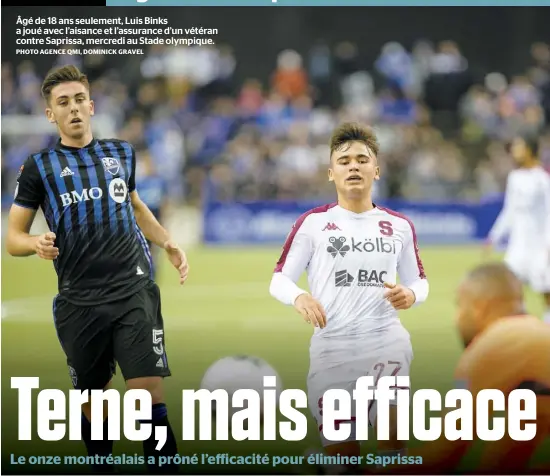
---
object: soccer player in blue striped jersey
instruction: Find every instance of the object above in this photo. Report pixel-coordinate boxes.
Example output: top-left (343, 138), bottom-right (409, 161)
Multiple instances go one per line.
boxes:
top-left (6, 65), bottom-right (188, 474)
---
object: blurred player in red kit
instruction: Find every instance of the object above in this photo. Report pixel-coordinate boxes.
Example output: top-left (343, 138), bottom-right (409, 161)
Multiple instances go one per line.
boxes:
top-left (269, 122), bottom-right (429, 472)
top-left (374, 262), bottom-right (550, 475)
top-left (486, 136), bottom-right (550, 323)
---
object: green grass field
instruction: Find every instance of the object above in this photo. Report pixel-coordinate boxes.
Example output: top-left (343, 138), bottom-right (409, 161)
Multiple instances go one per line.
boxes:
top-left (1, 245), bottom-right (548, 474)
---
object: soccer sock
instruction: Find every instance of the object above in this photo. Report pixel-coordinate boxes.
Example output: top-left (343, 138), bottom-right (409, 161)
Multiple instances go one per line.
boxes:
top-left (543, 307), bottom-right (550, 324)
top-left (143, 403), bottom-right (179, 474)
top-left (81, 413), bottom-right (115, 473)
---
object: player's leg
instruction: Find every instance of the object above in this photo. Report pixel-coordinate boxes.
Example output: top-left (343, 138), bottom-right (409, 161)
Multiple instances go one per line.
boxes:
top-left (53, 296), bottom-right (116, 473)
top-left (307, 372), bottom-right (361, 475)
top-left (112, 281), bottom-right (178, 474)
top-left (368, 344), bottom-right (413, 461)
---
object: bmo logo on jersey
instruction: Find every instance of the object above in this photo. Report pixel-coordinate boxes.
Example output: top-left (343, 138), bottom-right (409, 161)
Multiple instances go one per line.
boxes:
top-left (327, 236), bottom-right (396, 257)
top-left (60, 188), bottom-right (103, 206)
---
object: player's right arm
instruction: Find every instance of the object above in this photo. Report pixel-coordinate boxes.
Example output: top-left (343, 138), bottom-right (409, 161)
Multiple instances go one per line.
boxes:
top-left (269, 216), bottom-right (326, 328)
top-left (6, 157), bottom-right (58, 260)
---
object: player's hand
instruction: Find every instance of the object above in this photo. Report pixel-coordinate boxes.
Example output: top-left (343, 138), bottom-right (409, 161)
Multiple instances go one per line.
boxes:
top-left (294, 293), bottom-right (327, 328)
top-left (163, 240), bottom-right (189, 285)
top-left (383, 282), bottom-right (416, 310)
top-left (34, 232), bottom-right (59, 260)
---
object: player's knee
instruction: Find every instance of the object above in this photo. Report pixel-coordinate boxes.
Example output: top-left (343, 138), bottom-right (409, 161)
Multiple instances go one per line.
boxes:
top-left (126, 376), bottom-right (164, 404)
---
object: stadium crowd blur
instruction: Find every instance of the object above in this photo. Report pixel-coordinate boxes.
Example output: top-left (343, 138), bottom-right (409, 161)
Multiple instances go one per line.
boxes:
top-left (2, 39), bottom-right (550, 208)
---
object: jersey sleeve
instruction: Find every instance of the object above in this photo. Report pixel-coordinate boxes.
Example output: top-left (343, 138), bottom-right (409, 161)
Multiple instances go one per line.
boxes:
top-left (13, 156), bottom-right (45, 210)
top-left (488, 173), bottom-right (514, 244)
top-left (398, 219), bottom-right (429, 306)
top-left (269, 217), bottom-right (314, 305)
top-left (128, 144), bottom-right (137, 193)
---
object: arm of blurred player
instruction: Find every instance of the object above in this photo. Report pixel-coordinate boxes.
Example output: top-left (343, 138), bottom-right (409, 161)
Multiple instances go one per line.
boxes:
top-left (6, 157), bottom-right (58, 259)
top-left (130, 190), bottom-right (170, 247)
top-left (269, 218), bottom-right (326, 328)
top-left (129, 146), bottom-right (188, 284)
top-left (542, 172), bottom-right (550, 257)
top-left (130, 190), bottom-right (189, 284)
top-left (384, 220), bottom-right (429, 310)
top-left (487, 173), bottom-right (514, 252)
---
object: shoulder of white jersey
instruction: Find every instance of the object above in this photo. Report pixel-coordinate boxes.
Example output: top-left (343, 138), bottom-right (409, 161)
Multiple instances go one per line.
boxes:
top-left (289, 202), bottom-right (339, 234)
top-left (375, 205), bottom-right (418, 235)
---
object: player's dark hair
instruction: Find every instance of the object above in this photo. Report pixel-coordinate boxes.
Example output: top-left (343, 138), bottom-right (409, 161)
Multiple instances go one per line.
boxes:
top-left (329, 122), bottom-right (379, 160)
top-left (41, 65), bottom-right (90, 104)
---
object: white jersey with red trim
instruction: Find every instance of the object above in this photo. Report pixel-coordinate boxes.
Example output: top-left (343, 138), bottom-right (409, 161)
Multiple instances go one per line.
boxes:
top-left (270, 203), bottom-right (429, 338)
top-left (488, 166), bottom-right (550, 293)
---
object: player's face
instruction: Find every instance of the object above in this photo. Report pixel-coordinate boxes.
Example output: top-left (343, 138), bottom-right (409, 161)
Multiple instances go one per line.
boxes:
top-left (328, 141), bottom-right (380, 197)
top-left (46, 82), bottom-right (94, 140)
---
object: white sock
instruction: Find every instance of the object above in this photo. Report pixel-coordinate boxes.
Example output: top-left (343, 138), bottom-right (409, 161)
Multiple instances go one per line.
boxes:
top-left (544, 307), bottom-right (550, 324)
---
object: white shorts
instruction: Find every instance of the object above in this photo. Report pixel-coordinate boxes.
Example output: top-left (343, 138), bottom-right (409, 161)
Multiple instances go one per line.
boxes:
top-left (505, 252), bottom-right (550, 293)
top-left (307, 329), bottom-right (413, 447)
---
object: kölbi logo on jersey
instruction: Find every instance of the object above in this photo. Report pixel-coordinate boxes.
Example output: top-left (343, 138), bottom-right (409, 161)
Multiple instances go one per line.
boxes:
top-left (327, 236), bottom-right (396, 256)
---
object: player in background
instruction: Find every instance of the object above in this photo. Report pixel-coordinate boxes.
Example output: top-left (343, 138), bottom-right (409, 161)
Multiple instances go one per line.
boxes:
top-left (376, 262), bottom-right (550, 475)
top-left (5, 65), bottom-right (188, 474)
top-left (486, 136), bottom-right (550, 323)
top-left (134, 148), bottom-right (168, 281)
top-left (269, 123), bottom-right (429, 471)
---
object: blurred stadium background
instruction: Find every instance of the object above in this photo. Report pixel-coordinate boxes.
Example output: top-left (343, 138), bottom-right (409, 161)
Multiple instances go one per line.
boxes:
top-left (2, 6), bottom-right (550, 472)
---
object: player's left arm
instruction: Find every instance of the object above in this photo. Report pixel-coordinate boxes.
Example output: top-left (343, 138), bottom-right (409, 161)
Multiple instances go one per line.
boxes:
top-left (384, 220), bottom-right (429, 310)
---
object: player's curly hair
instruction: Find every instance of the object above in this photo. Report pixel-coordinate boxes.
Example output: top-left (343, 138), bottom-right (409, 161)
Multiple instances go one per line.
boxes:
top-left (41, 65), bottom-right (90, 104)
top-left (329, 122), bottom-right (380, 159)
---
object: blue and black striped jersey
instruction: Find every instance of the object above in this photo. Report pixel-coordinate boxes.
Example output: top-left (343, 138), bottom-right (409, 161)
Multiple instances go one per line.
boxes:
top-left (14, 137), bottom-right (154, 305)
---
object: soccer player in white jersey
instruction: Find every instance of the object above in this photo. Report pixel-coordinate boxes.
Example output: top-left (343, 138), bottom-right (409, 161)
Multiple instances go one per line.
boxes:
top-left (486, 136), bottom-right (550, 323)
top-left (269, 123), bottom-right (429, 469)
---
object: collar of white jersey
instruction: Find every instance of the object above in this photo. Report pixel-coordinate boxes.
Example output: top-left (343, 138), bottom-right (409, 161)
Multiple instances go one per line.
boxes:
top-left (335, 203), bottom-right (381, 218)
